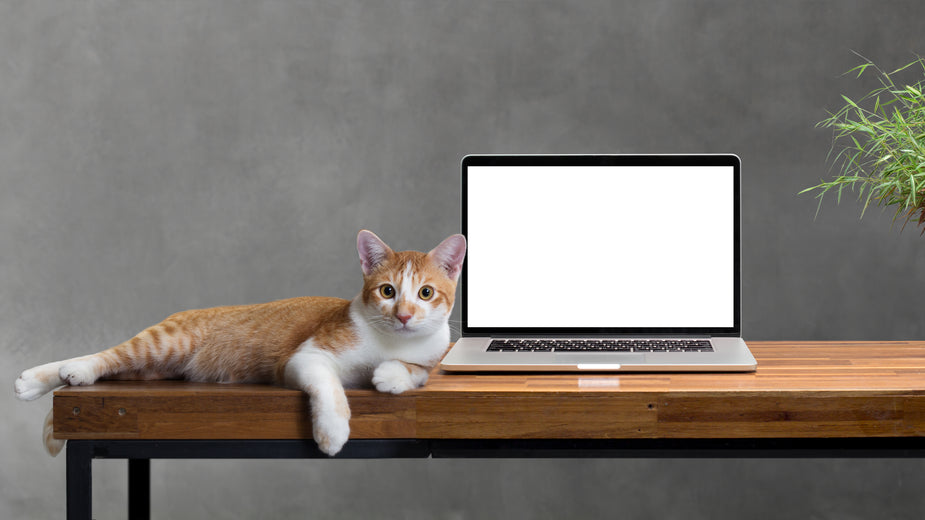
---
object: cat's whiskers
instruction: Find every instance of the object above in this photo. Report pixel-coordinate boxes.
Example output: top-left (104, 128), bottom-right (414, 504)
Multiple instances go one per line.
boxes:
top-left (446, 319), bottom-right (463, 336)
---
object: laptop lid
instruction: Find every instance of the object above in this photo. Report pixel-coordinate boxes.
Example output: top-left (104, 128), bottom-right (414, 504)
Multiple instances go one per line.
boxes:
top-left (461, 154), bottom-right (741, 338)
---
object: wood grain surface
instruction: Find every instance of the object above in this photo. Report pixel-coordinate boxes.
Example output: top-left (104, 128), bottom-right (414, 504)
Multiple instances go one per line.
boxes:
top-left (53, 342), bottom-right (925, 440)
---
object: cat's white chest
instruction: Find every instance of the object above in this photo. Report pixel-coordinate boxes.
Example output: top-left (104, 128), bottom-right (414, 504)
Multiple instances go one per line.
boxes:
top-left (288, 304), bottom-right (449, 389)
top-left (350, 299), bottom-right (449, 358)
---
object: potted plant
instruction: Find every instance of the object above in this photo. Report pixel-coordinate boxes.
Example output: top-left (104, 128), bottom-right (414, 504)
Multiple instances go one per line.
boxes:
top-left (802, 54), bottom-right (925, 231)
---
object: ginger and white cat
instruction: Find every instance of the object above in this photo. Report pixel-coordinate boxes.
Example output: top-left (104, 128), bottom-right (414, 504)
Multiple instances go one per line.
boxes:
top-left (14, 230), bottom-right (466, 457)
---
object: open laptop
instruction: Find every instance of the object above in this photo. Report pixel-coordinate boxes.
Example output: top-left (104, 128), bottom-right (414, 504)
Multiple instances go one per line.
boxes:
top-left (439, 154), bottom-right (757, 372)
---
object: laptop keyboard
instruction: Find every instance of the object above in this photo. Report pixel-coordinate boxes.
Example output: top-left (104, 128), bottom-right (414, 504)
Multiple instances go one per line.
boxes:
top-left (487, 339), bottom-right (713, 353)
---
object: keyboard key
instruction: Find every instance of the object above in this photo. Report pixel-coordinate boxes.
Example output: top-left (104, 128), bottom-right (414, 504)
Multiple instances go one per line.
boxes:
top-left (487, 339), bottom-right (713, 353)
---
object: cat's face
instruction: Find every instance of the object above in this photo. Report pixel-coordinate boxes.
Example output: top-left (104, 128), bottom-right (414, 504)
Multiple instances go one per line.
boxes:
top-left (356, 230), bottom-right (466, 337)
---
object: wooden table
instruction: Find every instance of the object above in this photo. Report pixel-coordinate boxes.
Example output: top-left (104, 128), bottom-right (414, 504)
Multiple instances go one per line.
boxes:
top-left (54, 341), bottom-right (925, 519)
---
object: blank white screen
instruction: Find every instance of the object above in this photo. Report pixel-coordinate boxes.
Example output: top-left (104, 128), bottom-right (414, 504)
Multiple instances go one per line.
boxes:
top-left (466, 165), bottom-right (735, 329)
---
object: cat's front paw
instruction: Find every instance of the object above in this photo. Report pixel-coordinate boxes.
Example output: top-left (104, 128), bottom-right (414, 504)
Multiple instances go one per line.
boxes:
top-left (59, 361), bottom-right (97, 387)
top-left (372, 360), bottom-right (416, 395)
top-left (313, 412), bottom-right (350, 456)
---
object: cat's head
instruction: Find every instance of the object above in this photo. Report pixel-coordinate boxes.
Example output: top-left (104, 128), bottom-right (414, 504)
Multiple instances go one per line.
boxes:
top-left (355, 230), bottom-right (466, 336)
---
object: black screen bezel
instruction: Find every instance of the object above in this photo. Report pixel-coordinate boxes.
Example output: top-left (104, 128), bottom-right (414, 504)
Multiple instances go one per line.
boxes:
top-left (460, 154), bottom-right (742, 337)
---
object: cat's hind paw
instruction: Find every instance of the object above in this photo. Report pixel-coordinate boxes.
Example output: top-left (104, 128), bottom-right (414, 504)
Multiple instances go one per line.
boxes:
top-left (372, 360), bottom-right (416, 395)
top-left (313, 412), bottom-right (350, 456)
top-left (59, 361), bottom-right (97, 387)
top-left (14, 364), bottom-right (65, 401)
top-left (14, 372), bottom-right (51, 401)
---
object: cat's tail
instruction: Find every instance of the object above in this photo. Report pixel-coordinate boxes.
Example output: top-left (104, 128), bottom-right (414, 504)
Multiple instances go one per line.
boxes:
top-left (43, 407), bottom-right (66, 457)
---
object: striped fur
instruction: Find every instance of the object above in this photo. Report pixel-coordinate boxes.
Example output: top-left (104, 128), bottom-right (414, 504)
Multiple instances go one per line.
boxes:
top-left (14, 230), bottom-right (466, 456)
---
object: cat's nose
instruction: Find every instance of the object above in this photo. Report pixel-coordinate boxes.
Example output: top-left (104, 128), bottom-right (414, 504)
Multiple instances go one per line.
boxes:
top-left (396, 313), bottom-right (413, 325)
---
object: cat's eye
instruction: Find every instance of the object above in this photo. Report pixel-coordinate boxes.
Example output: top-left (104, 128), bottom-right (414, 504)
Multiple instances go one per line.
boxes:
top-left (379, 284), bottom-right (395, 299)
top-left (418, 286), bottom-right (434, 300)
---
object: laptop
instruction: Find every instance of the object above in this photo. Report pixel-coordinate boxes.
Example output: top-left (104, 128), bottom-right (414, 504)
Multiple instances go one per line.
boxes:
top-left (439, 154), bottom-right (757, 372)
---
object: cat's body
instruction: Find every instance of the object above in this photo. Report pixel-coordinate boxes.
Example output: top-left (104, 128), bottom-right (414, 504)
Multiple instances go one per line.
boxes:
top-left (14, 230), bottom-right (466, 456)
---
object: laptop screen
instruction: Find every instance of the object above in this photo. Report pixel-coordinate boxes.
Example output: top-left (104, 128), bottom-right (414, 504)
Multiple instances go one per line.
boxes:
top-left (461, 155), bottom-right (740, 336)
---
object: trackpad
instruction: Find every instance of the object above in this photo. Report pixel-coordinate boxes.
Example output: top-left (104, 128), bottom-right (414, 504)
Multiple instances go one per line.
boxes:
top-left (555, 354), bottom-right (645, 366)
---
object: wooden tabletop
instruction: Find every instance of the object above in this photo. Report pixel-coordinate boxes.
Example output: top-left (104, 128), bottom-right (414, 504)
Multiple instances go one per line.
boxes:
top-left (53, 341), bottom-right (925, 441)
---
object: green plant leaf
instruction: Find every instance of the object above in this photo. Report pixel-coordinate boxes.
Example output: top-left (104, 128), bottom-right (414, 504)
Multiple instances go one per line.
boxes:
top-left (804, 54), bottom-right (925, 233)
top-left (841, 95), bottom-right (859, 109)
top-left (848, 62), bottom-right (872, 78)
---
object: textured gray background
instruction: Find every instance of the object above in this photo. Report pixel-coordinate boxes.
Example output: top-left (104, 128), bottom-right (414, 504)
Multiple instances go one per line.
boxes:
top-left (3, 1), bottom-right (925, 518)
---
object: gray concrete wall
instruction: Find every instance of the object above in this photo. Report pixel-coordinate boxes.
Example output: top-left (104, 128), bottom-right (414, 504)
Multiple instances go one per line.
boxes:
top-left (3, 1), bottom-right (925, 518)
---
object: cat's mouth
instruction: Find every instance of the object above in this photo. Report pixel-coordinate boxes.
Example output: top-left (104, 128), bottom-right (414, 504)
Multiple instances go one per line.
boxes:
top-left (393, 322), bottom-right (417, 334)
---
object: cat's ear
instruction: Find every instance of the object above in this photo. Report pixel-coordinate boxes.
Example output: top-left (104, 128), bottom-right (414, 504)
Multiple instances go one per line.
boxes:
top-left (427, 234), bottom-right (467, 282)
top-left (357, 230), bottom-right (394, 275)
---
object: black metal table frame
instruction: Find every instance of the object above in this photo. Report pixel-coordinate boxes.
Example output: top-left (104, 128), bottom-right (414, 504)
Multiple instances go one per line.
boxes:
top-left (66, 437), bottom-right (925, 520)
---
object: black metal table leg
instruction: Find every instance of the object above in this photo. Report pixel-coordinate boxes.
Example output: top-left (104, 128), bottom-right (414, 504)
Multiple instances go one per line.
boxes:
top-left (66, 440), bottom-right (93, 520)
top-left (128, 459), bottom-right (150, 520)
top-left (64, 439), bottom-right (430, 518)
